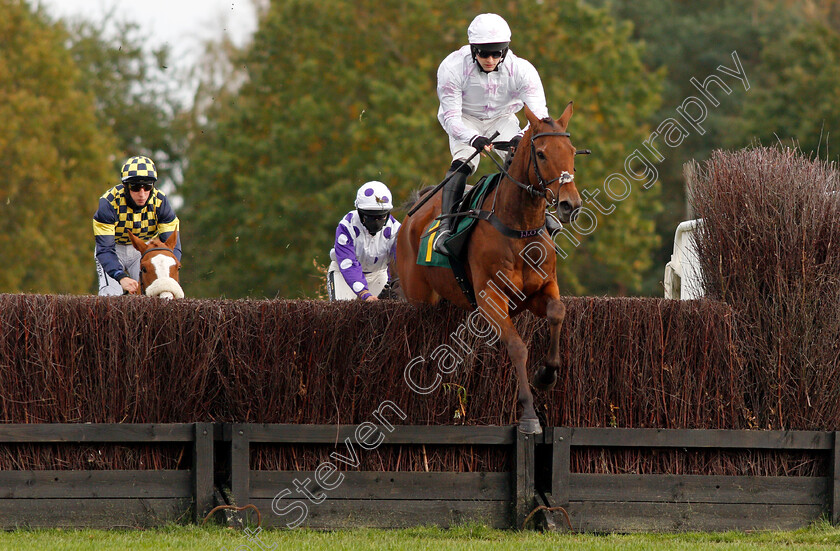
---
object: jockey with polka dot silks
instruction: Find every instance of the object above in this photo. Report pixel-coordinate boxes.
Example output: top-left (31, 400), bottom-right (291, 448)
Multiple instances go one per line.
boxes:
top-left (433, 13), bottom-right (553, 255)
top-left (327, 181), bottom-right (400, 301)
top-left (93, 156), bottom-right (181, 296)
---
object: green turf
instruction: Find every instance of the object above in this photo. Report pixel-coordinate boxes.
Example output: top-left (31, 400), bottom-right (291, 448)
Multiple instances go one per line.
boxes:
top-left (0, 523), bottom-right (839, 550)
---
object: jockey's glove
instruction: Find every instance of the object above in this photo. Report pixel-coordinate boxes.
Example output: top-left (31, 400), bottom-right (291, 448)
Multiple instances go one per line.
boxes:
top-left (470, 135), bottom-right (493, 151)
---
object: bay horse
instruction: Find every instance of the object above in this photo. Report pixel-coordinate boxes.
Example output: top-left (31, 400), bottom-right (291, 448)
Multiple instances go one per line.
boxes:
top-left (128, 230), bottom-right (184, 299)
top-left (396, 103), bottom-right (582, 434)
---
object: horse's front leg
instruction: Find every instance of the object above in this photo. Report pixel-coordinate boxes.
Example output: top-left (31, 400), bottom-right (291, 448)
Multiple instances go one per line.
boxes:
top-left (476, 291), bottom-right (541, 434)
top-left (525, 284), bottom-right (565, 391)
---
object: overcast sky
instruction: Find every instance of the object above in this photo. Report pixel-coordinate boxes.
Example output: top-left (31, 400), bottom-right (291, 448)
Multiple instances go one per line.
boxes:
top-left (37, 0), bottom-right (258, 72)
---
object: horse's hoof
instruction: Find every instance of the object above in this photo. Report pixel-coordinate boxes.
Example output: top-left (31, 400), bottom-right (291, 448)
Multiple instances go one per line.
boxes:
top-left (531, 366), bottom-right (557, 391)
top-left (518, 417), bottom-right (543, 435)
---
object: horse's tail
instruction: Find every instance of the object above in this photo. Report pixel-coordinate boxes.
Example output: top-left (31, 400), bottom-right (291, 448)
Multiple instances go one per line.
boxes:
top-left (401, 186), bottom-right (435, 213)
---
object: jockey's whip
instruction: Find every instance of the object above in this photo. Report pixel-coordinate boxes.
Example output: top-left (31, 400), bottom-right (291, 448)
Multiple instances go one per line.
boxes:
top-left (407, 130), bottom-right (500, 216)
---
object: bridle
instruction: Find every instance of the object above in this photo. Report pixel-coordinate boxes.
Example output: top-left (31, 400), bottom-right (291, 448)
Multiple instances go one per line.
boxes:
top-left (141, 247), bottom-right (177, 260)
top-left (530, 131), bottom-right (574, 194)
top-left (460, 127), bottom-right (592, 239)
top-left (487, 130), bottom-right (588, 204)
top-left (437, 125), bottom-right (592, 244)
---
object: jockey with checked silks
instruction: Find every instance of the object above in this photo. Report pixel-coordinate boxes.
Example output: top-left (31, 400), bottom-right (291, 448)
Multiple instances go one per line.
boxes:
top-left (93, 156), bottom-right (182, 296)
top-left (433, 13), bottom-right (562, 255)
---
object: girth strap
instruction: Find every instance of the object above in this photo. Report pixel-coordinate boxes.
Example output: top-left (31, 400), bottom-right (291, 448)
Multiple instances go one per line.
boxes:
top-left (448, 255), bottom-right (477, 309)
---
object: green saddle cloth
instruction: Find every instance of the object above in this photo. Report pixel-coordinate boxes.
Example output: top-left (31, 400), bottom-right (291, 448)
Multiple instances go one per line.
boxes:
top-left (417, 173), bottom-right (501, 267)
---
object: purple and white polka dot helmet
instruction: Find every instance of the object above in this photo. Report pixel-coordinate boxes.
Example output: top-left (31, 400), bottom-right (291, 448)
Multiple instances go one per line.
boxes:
top-left (354, 181), bottom-right (393, 213)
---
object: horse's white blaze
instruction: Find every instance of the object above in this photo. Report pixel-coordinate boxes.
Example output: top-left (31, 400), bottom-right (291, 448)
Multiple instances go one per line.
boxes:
top-left (150, 254), bottom-right (176, 279)
top-left (144, 254), bottom-right (184, 299)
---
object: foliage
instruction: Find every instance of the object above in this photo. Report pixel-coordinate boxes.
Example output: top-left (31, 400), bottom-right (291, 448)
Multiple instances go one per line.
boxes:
top-left (589, 1), bottom-right (840, 294)
top-left (60, 11), bottom-right (189, 190)
top-left (733, 21), bottom-right (840, 158)
top-left (0, 1), bottom-right (190, 294)
top-left (182, 0), bottom-right (663, 298)
top-left (0, 0), bottom-right (114, 294)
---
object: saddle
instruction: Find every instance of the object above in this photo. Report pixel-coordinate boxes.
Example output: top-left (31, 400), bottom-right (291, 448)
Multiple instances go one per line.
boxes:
top-left (417, 173), bottom-right (501, 267)
top-left (416, 173), bottom-right (503, 307)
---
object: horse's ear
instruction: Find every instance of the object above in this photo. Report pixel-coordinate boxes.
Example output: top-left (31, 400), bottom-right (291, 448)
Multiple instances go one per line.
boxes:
top-left (524, 104), bottom-right (540, 129)
top-left (127, 230), bottom-right (147, 253)
top-left (556, 101), bottom-right (573, 130)
top-left (164, 229), bottom-right (178, 251)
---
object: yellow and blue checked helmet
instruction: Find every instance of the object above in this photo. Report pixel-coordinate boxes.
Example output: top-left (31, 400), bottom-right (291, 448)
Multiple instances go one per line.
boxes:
top-left (121, 156), bottom-right (158, 183)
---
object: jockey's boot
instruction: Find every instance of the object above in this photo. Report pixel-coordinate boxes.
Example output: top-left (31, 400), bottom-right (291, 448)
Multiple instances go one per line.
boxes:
top-left (545, 210), bottom-right (563, 235)
top-left (433, 169), bottom-right (468, 255)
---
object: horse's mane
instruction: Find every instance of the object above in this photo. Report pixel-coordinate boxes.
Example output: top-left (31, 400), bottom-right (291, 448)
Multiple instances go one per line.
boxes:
top-left (402, 186), bottom-right (435, 212)
top-left (146, 236), bottom-right (168, 248)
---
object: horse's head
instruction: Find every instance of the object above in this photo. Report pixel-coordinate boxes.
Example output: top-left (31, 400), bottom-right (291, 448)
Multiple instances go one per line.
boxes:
top-left (127, 230), bottom-right (184, 300)
top-left (518, 102), bottom-right (582, 223)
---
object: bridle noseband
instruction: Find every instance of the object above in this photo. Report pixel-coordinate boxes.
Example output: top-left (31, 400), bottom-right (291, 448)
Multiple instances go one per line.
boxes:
top-left (451, 127), bottom-right (591, 242)
top-left (487, 130), bottom-right (577, 203)
top-left (529, 131), bottom-right (573, 195)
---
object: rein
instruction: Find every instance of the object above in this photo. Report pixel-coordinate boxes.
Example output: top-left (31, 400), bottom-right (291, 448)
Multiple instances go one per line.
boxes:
top-left (463, 130), bottom-right (578, 239)
top-left (487, 131), bottom-right (575, 199)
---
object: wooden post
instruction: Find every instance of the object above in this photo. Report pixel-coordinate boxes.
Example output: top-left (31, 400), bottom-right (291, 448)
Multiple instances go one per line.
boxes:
top-left (230, 423), bottom-right (250, 525)
top-left (683, 161), bottom-right (697, 219)
top-left (192, 422), bottom-right (214, 524)
top-left (832, 431), bottom-right (840, 525)
top-left (515, 430), bottom-right (535, 529)
top-left (552, 427), bottom-right (571, 508)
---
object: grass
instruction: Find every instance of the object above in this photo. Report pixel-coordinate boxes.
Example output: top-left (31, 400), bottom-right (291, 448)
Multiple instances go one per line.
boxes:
top-left (1, 523), bottom-right (840, 551)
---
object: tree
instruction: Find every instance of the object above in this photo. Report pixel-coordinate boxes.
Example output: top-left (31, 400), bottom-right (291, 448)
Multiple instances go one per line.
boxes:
top-left (0, 0), bottom-right (114, 294)
top-left (588, 1), bottom-right (835, 293)
top-left (732, 21), bottom-right (840, 158)
top-left (60, 11), bottom-right (189, 190)
top-left (182, 0), bottom-right (663, 298)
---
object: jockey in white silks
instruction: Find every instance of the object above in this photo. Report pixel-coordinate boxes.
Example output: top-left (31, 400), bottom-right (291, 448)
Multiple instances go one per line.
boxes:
top-left (327, 181), bottom-right (401, 301)
top-left (433, 13), bottom-right (559, 255)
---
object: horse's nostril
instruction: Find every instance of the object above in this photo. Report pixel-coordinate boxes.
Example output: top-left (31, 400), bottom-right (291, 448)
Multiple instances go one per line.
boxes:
top-left (558, 201), bottom-right (572, 214)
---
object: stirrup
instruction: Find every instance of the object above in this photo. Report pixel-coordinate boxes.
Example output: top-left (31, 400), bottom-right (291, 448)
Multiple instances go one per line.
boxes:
top-left (433, 229), bottom-right (452, 255)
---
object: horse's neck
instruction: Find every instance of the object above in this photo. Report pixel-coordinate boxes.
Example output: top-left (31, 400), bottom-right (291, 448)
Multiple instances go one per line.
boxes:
top-left (493, 158), bottom-right (545, 230)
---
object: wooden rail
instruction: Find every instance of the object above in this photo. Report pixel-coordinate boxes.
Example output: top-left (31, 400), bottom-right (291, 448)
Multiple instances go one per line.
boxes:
top-left (546, 427), bottom-right (840, 532)
top-left (0, 423), bottom-right (213, 528)
top-left (226, 424), bottom-right (534, 529)
top-left (0, 423), bottom-right (836, 532)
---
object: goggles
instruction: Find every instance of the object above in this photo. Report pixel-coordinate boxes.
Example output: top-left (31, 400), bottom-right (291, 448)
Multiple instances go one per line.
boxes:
top-left (361, 213), bottom-right (388, 221)
top-left (358, 210), bottom-right (390, 220)
top-left (476, 50), bottom-right (503, 59)
top-left (128, 181), bottom-right (155, 192)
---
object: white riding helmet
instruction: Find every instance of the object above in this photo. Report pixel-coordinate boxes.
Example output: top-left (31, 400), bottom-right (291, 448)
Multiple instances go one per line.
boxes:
top-left (354, 181), bottom-right (393, 213)
top-left (467, 13), bottom-right (512, 46)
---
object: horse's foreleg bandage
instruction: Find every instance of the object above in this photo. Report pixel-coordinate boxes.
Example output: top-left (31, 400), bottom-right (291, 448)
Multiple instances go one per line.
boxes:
top-left (144, 278), bottom-right (184, 299)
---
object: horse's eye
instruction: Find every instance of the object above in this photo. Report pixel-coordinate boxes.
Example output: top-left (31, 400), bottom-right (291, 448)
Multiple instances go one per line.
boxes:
top-left (140, 267), bottom-right (146, 273)
top-left (536, 151), bottom-right (546, 160)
